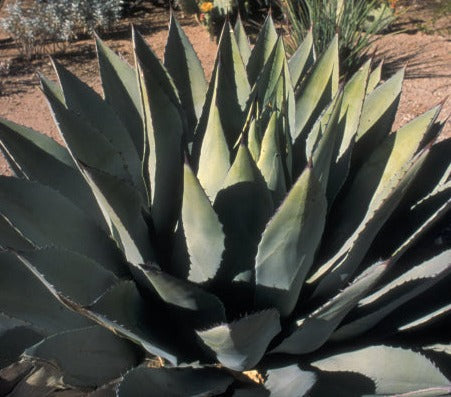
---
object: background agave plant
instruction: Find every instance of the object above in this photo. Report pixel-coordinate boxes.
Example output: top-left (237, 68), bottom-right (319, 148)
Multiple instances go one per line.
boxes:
top-left (0, 13), bottom-right (450, 396)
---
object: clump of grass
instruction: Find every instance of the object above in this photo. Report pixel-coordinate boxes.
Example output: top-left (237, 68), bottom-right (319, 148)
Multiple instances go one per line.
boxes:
top-left (281, 0), bottom-right (396, 74)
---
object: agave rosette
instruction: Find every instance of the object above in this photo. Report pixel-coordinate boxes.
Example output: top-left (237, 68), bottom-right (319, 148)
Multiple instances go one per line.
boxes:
top-left (0, 14), bottom-right (450, 396)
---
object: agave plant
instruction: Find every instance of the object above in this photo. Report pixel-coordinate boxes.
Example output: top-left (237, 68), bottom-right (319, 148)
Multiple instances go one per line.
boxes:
top-left (0, 13), bottom-right (450, 396)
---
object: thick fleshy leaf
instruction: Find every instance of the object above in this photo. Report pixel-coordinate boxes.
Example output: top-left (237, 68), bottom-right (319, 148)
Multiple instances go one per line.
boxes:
top-left (310, 108), bottom-right (440, 296)
top-left (51, 60), bottom-right (143, 194)
top-left (265, 365), bottom-right (316, 397)
top-left (310, 149), bottom-right (430, 298)
top-left (267, 66), bottom-right (296, 168)
top-left (257, 112), bottom-right (287, 203)
top-left (352, 68), bottom-right (404, 167)
top-left (332, 250), bottom-right (451, 341)
top-left (0, 213), bottom-right (34, 251)
top-left (373, 137), bottom-right (451, 260)
top-left (182, 163), bottom-right (225, 283)
top-left (0, 251), bottom-right (90, 335)
top-left (0, 177), bottom-right (127, 276)
top-left (399, 303), bottom-right (451, 333)
top-left (0, 118), bottom-right (73, 168)
top-left (165, 14), bottom-right (208, 135)
top-left (311, 346), bottom-right (451, 395)
top-left (294, 35), bottom-right (339, 142)
top-left (0, 317), bottom-right (43, 368)
top-left (134, 28), bottom-right (184, 239)
top-left (288, 30), bottom-right (315, 88)
top-left (254, 38), bottom-right (286, 111)
top-left (214, 144), bottom-right (273, 286)
top-left (389, 197), bottom-right (450, 265)
top-left (196, 310), bottom-right (281, 371)
top-left (366, 59), bottom-right (383, 94)
top-left (311, 91), bottom-right (343, 193)
top-left (41, 75), bottom-right (132, 184)
top-left (87, 281), bottom-right (182, 365)
top-left (78, 164), bottom-right (154, 266)
top-left (118, 366), bottom-right (233, 397)
top-left (234, 14), bottom-right (251, 65)
top-left (24, 326), bottom-right (142, 387)
top-left (15, 247), bottom-right (118, 307)
top-left (273, 261), bottom-right (387, 354)
top-left (248, 117), bottom-right (262, 163)
top-left (214, 22), bottom-right (251, 147)
top-left (247, 15), bottom-right (278, 86)
top-left (0, 118), bottom-right (105, 226)
top-left (327, 60), bottom-right (370, 204)
top-left (96, 35), bottom-right (144, 158)
top-left (196, 70), bottom-right (231, 201)
top-left (141, 263), bottom-right (226, 328)
top-left (423, 344), bottom-right (451, 356)
top-left (255, 167), bottom-right (327, 316)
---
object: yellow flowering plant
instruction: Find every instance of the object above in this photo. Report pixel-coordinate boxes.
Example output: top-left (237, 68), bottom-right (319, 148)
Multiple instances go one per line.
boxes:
top-left (197, 0), bottom-right (225, 38)
top-left (199, 1), bottom-right (214, 13)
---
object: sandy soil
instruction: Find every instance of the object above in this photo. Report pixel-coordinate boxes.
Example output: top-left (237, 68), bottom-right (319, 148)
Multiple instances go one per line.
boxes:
top-left (0, 2), bottom-right (449, 175)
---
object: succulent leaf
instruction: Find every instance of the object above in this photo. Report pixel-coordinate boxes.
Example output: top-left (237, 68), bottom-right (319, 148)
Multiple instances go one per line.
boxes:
top-left (311, 345), bottom-right (451, 395)
top-left (214, 144), bottom-right (273, 290)
top-left (375, 137), bottom-right (451, 260)
top-left (288, 30), bottom-right (315, 89)
top-left (310, 107), bottom-right (440, 296)
top-left (0, 251), bottom-right (90, 335)
top-left (0, 118), bottom-right (105, 227)
top-left (41, 75), bottom-right (133, 184)
top-left (24, 326), bottom-right (142, 387)
top-left (182, 163), bottom-right (225, 283)
top-left (214, 22), bottom-right (251, 147)
top-left (332, 249), bottom-right (451, 340)
top-left (273, 261), bottom-right (387, 354)
top-left (366, 59), bottom-right (383, 94)
top-left (234, 14), bottom-right (251, 65)
top-left (0, 177), bottom-right (127, 276)
top-left (294, 35), bottom-right (339, 142)
top-left (398, 303), bottom-right (451, 333)
top-left (257, 112), bottom-right (288, 203)
top-left (264, 365), bottom-right (317, 397)
top-left (196, 70), bottom-right (231, 201)
top-left (247, 15), bottom-right (278, 86)
top-left (77, 164), bottom-right (154, 266)
top-left (89, 281), bottom-right (182, 364)
top-left (0, 213), bottom-right (34, 251)
top-left (118, 366), bottom-right (233, 397)
top-left (95, 35), bottom-right (144, 159)
top-left (142, 264), bottom-right (226, 328)
top-left (353, 67), bottom-right (404, 167)
top-left (311, 90), bottom-right (343, 193)
top-left (51, 60), bottom-right (144, 195)
top-left (14, 248), bottom-right (118, 307)
top-left (247, 117), bottom-right (262, 163)
top-left (196, 310), bottom-right (281, 371)
top-left (134, 28), bottom-right (184, 239)
top-left (254, 37), bottom-right (287, 112)
top-left (165, 14), bottom-right (208, 136)
top-left (327, 60), bottom-right (370, 204)
top-left (255, 167), bottom-right (327, 316)
top-left (0, 316), bottom-right (43, 368)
